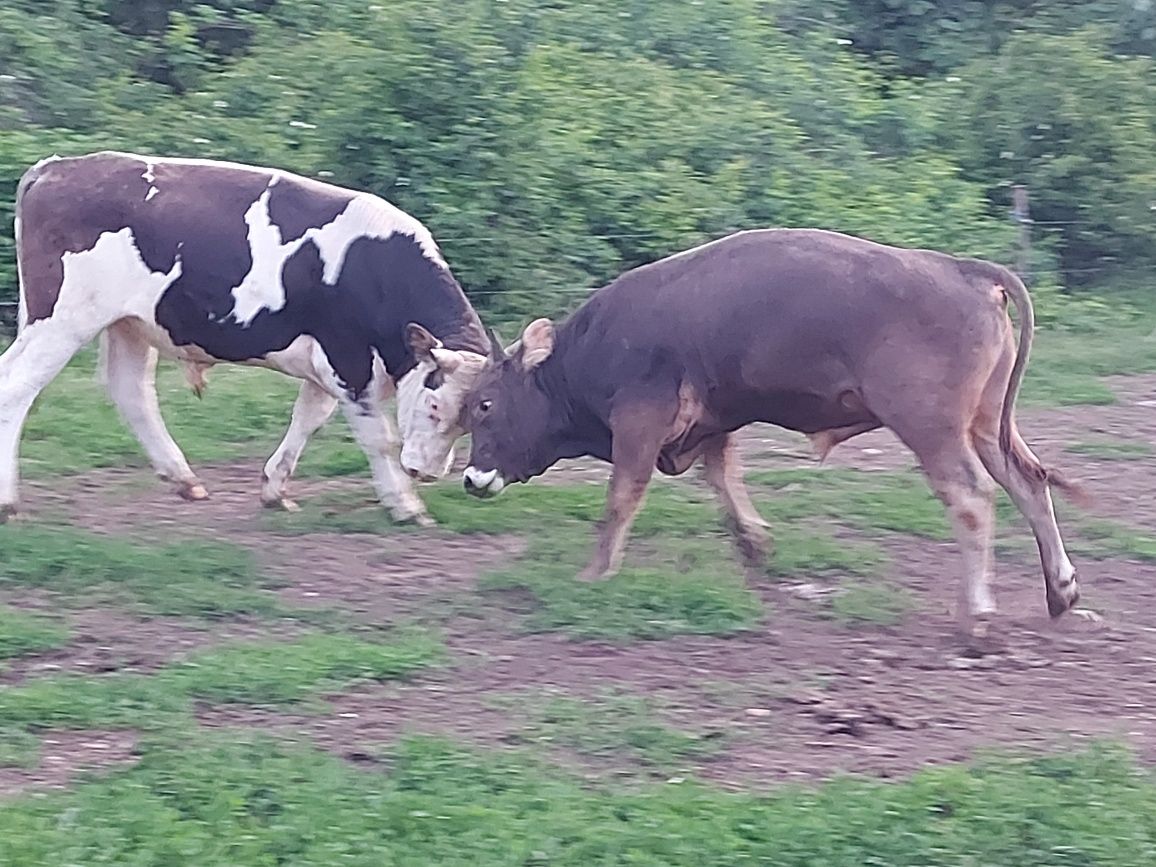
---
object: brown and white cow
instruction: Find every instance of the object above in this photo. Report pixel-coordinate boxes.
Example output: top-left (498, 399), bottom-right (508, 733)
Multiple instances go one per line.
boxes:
top-left (462, 228), bottom-right (1090, 634)
top-left (1, 150), bottom-right (492, 524)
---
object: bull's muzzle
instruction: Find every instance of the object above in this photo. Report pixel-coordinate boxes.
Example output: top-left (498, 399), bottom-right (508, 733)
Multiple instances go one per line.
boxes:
top-left (463, 466), bottom-right (506, 498)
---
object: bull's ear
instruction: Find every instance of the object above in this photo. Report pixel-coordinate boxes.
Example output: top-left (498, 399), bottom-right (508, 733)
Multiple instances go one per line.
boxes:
top-left (519, 318), bottom-right (555, 370)
top-left (486, 327), bottom-right (507, 361)
top-left (406, 322), bottom-right (440, 361)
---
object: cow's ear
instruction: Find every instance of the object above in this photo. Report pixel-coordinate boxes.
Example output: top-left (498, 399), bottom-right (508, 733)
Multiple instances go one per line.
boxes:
top-left (519, 318), bottom-right (555, 370)
top-left (406, 323), bottom-right (440, 361)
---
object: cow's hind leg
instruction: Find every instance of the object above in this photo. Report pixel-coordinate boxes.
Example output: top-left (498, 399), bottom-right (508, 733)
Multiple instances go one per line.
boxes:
top-left (0, 317), bottom-right (107, 520)
top-left (99, 322), bottom-right (206, 501)
top-left (701, 433), bottom-right (771, 569)
top-left (261, 380), bottom-right (339, 511)
top-left (973, 423), bottom-right (1081, 618)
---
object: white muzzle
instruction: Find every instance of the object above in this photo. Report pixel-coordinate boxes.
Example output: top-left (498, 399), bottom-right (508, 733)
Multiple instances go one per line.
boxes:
top-left (463, 466), bottom-right (506, 497)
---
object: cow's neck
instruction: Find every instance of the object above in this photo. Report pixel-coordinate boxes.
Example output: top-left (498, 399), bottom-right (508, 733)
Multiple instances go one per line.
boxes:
top-left (378, 270), bottom-right (487, 382)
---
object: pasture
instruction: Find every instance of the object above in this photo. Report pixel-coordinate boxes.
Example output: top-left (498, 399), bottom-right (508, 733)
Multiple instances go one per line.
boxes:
top-left (4, 307), bottom-right (1156, 864)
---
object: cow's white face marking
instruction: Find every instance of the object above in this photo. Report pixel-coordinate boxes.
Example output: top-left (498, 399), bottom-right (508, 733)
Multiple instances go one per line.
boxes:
top-left (396, 348), bottom-right (488, 480)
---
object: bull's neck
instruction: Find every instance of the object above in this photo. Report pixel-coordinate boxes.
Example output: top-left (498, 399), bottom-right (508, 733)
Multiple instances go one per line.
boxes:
top-left (536, 350), bottom-right (607, 460)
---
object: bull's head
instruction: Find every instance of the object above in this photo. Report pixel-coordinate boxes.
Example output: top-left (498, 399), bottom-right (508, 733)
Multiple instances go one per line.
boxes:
top-left (462, 318), bottom-right (560, 498)
top-left (396, 323), bottom-right (489, 481)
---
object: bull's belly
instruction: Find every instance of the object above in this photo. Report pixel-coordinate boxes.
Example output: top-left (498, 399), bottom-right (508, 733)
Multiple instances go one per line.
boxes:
top-left (654, 385), bottom-right (876, 475)
top-left (720, 388), bottom-right (877, 435)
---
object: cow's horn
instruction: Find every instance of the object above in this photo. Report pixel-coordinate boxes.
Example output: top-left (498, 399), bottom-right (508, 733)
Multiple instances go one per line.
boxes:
top-left (487, 327), bottom-right (507, 360)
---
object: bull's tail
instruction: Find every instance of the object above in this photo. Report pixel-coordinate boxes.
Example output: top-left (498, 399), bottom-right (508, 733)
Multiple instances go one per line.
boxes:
top-left (992, 264), bottom-right (1034, 463)
top-left (970, 260), bottom-right (1089, 507)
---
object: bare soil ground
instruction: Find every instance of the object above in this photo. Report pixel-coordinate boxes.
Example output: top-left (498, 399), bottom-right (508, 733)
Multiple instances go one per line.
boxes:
top-left (9, 374), bottom-right (1156, 791)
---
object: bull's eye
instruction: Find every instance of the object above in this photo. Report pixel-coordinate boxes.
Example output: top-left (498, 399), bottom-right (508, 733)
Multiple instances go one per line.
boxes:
top-left (479, 399), bottom-right (493, 413)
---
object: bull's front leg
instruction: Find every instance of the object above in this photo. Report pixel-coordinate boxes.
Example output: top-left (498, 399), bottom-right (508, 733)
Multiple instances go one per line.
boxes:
top-left (700, 433), bottom-right (771, 570)
top-left (578, 402), bottom-right (668, 582)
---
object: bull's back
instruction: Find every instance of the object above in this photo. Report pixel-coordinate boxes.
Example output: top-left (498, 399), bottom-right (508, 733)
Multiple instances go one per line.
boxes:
top-left (596, 229), bottom-right (977, 354)
top-left (574, 229), bottom-right (1010, 430)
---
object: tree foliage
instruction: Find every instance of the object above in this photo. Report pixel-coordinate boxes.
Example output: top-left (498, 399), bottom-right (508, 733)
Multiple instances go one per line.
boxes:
top-left (0, 0), bottom-right (1152, 316)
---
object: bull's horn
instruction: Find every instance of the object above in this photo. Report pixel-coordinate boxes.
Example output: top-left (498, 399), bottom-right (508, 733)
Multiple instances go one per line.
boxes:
top-left (487, 326), bottom-right (507, 360)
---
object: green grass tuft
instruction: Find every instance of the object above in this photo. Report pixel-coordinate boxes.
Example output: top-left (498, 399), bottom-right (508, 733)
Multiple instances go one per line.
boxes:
top-left (164, 629), bottom-right (445, 706)
top-left (750, 469), bottom-right (952, 540)
top-left (0, 726), bottom-right (40, 769)
top-left (0, 523), bottom-right (282, 618)
top-left (480, 536), bottom-right (764, 639)
top-left (1021, 326), bottom-right (1156, 407)
top-left (0, 607), bottom-right (69, 660)
top-left (826, 584), bottom-right (912, 627)
top-left (2, 734), bottom-right (1156, 865)
top-left (1071, 519), bottom-right (1156, 562)
top-left (1066, 440), bottom-right (1155, 461)
top-left (0, 630), bottom-right (444, 733)
top-left (510, 691), bottom-right (724, 769)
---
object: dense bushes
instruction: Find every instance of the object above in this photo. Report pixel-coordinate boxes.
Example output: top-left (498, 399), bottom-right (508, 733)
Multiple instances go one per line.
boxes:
top-left (1, 0), bottom-right (1152, 317)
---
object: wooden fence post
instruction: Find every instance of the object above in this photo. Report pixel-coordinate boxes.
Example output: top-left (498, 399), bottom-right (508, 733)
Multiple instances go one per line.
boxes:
top-left (1011, 184), bottom-right (1032, 285)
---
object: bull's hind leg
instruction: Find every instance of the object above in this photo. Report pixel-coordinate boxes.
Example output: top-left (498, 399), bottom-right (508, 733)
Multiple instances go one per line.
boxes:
top-left (99, 322), bottom-right (206, 501)
top-left (973, 423), bottom-right (1081, 618)
top-left (260, 380), bottom-right (338, 511)
top-left (0, 317), bottom-right (107, 520)
top-left (701, 433), bottom-right (771, 569)
top-left (905, 431), bottom-right (999, 636)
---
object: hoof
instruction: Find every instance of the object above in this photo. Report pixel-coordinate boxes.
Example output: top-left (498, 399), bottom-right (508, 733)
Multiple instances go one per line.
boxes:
top-left (0, 503), bottom-right (16, 524)
top-left (1069, 608), bottom-right (1105, 626)
top-left (177, 482), bottom-right (210, 502)
top-left (736, 533), bottom-right (770, 570)
top-left (392, 509), bottom-right (434, 528)
top-left (1046, 573), bottom-right (1081, 618)
top-left (262, 496), bottom-right (300, 513)
top-left (577, 565), bottom-right (614, 583)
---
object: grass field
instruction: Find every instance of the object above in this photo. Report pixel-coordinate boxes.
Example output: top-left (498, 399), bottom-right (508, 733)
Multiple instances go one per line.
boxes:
top-left (3, 307), bottom-right (1156, 863)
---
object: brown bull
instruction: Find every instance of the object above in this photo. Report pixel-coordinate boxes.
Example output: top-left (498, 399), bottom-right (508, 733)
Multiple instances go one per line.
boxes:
top-left (462, 228), bottom-right (1089, 634)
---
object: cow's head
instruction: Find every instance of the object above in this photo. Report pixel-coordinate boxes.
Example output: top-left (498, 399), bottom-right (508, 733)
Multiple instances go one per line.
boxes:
top-left (462, 318), bottom-right (561, 498)
top-left (396, 323), bottom-right (489, 481)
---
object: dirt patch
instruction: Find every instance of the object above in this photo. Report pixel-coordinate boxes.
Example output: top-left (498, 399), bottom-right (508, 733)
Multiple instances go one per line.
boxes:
top-left (0, 599), bottom-right (300, 684)
top-left (269, 532), bottom-right (525, 623)
top-left (0, 730), bottom-right (138, 799)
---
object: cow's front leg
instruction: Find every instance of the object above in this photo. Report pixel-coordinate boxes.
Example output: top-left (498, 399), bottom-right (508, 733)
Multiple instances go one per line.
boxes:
top-left (701, 433), bottom-right (771, 569)
top-left (339, 394), bottom-right (433, 527)
top-left (578, 403), bottom-right (667, 581)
